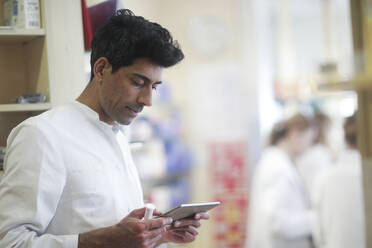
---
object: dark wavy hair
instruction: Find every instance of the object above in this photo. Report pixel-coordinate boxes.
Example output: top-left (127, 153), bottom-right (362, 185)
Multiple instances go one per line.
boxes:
top-left (90, 9), bottom-right (184, 80)
top-left (312, 112), bottom-right (330, 145)
top-left (269, 114), bottom-right (313, 146)
top-left (344, 114), bottom-right (357, 149)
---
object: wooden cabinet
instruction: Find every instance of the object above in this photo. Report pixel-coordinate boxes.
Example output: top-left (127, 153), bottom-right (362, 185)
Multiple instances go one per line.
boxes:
top-left (0, 0), bottom-right (86, 146)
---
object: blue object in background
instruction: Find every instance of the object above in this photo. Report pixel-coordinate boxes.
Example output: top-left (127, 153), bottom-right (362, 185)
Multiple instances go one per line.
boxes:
top-left (152, 109), bottom-right (193, 175)
top-left (169, 178), bottom-right (190, 208)
top-left (156, 82), bottom-right (172, 103)
top-left (164, 140), bottom-right (192, 175)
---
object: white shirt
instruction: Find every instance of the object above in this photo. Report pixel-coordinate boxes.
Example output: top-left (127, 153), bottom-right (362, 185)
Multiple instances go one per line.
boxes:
top-left (0, 101), bottom-right (144, 248)
top-left (247, 147), bottom-right (315, 248)
top-left (336, 148), bottom-right (361, 169)
top-left (297, 144), bottom-right (332, 206)
top-left (314, 149), bottom-right (365, 248)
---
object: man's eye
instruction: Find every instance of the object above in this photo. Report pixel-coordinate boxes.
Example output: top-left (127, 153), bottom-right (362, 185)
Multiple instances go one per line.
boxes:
top-left (132, 80), bottom-right (144, 87)
top-left (152, 86), bottom-right (158, 91)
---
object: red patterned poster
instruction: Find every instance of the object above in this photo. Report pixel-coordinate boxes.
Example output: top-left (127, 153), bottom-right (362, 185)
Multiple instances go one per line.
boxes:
top-left (209, 142), bottom-right (250, 248)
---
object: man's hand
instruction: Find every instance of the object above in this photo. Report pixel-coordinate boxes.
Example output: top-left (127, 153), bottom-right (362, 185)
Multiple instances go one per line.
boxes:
top-left (160, 212), bottom-right (210, 244)
top-left (78, 207), bottom-right (172, 248)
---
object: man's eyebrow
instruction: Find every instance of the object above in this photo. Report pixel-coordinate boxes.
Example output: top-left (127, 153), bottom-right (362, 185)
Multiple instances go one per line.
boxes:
top-left (132, 73), bottom-right (162, 85)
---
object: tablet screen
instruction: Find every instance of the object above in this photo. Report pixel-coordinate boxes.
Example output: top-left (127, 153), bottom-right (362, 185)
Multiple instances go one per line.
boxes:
top-left (160, 201), bottom-right (220, 221)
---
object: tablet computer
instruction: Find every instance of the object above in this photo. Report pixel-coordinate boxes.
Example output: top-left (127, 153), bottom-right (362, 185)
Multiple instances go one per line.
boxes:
top-left (159, 201), bottom-right (220, 221)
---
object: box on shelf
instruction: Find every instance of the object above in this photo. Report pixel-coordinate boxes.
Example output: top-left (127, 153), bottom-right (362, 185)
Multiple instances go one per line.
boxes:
top-left (3, 0), bottom-right (40, 29)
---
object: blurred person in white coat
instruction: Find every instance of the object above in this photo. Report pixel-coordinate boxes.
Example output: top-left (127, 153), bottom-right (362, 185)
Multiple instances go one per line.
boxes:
top-left (247, 114), bottom-right (316, 248)
top-left (336, 114), bottom-right (361, 169)
top-left (314, 114), bottom-right (365, 248)
top-left (297, 113), bottom-right (333, 206)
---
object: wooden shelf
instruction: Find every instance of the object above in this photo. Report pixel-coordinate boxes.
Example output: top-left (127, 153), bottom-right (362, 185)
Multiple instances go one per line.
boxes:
top-left (0, 28), bottom-right (45, 43)
top-left (318, 81), bottom-right (355, 91)
top-left (142, 171), bottom-right (191, 188)
top-left (0, 103), bottom-right (51, 112)
top-left (318, 76), bottom-right (372, 91)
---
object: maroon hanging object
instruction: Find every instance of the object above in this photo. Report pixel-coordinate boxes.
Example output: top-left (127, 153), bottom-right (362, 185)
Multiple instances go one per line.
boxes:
top-left (81, 0), bottom-right (93, 50)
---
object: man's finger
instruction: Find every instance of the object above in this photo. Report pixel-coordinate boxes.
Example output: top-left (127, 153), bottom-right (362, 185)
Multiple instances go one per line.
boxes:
top-left (147, 227), bottom-right (166, 245)
top-left (170, 229), bottom-right (196, 242)
top-left (153, 210), bottom-right (163, 216)
top-left (147, 225), bottom-right (167, 239)
top-left (171, 225), bottom-right (199, 236)
top-left (145, 217), bottom-right (173, 230)
top-left (194, 212), bottom-right (210, 220)
top-left (128, 207), bottom-right (146, 219)
top-left (173, 219), bottom-right (201, 228)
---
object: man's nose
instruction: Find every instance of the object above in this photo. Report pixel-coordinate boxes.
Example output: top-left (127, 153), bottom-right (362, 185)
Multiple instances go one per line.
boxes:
top-left (137, 86), bottom-right (152, 107)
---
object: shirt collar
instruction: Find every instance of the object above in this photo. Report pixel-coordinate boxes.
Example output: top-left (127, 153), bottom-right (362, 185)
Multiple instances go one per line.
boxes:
top-left (111, 122), bottom-right (124, 133)
top-left (72, 100), bottom-right (124, 134)
top-left (72, 100), bottom-right (100, 121)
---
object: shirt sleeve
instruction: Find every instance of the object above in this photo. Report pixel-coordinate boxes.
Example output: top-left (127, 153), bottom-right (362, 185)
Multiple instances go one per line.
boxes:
top-left (0, 124), bottom-right (78, 248)
top-left (263, 168), bottom-right (316, 240)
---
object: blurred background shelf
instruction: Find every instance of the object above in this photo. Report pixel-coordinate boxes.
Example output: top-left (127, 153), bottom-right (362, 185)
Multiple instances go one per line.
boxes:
top-left (0, 28), bottom-right (45, 43)
top-left (318, 76), bottom-right (372, 91)
top-left (318, 81), bottom-right (355, 91)
top-left (0, 0), bottom-right (86, 147)
top-left (141, 171), bottom-right (191, 190)
top-left (0, 103), bottom-right (51, 112)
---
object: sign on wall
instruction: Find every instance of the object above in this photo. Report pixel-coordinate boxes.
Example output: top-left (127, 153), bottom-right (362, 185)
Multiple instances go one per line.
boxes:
top-left (209, 142), bottom-right (250, 248)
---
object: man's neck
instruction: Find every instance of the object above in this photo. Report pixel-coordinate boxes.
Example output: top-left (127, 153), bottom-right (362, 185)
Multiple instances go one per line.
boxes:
top-left (76, 80), bottom-right (114, 125)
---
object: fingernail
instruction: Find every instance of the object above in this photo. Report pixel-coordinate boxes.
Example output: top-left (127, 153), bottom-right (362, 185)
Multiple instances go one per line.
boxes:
top-left (174, 221), bottom-right (180, 227)
top-left (165, 217), bottom-right (173, 224)
top-left (195, 214), bottom-right (200, 219)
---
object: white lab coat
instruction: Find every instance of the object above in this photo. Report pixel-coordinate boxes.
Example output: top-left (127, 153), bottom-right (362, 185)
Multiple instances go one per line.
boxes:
top-left (314, 149), bottom-right (365, 248)
top-left (297, 144), bottom-right (332, 206)
top-left (247, 147), bottom-right (315, 248)
top-left (336, 148), bottom-right (361, 169)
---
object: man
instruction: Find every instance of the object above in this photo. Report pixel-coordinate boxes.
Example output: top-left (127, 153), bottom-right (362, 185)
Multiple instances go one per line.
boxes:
top-left (0, 9), bottom-right (208, 248)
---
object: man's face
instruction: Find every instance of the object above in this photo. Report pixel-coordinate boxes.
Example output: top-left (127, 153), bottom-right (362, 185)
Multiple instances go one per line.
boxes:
top-left (98, 57), bottom-right (163, 125)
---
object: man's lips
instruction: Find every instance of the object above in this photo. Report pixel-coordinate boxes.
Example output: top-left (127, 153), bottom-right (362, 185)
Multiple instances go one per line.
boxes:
top-left (126, 106), bottom-right (142, 116)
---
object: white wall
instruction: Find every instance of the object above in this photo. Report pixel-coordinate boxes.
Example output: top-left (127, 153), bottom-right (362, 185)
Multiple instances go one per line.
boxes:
top-left (44, 0), bottom-right (86, 106)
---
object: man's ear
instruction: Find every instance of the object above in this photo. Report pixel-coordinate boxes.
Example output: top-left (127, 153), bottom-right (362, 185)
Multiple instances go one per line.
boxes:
top-left (93, 57), bottom-right (111, 82)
